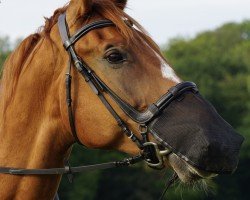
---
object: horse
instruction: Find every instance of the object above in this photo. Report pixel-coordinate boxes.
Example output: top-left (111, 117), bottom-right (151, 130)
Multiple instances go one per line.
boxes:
top-left (0, 0), bottom-right (243, 199)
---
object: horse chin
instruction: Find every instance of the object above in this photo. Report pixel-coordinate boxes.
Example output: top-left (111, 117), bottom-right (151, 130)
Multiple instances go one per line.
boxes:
top-left (165, 153), bottom-right (218, 184)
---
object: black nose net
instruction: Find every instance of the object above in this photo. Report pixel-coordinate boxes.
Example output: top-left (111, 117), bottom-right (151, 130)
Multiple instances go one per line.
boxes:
top-left (148, 92), bottom-right (244, 173)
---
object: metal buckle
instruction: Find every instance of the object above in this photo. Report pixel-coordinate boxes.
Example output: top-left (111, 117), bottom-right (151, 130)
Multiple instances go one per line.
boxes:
top-left (143, 142), bottom-right (171, 169)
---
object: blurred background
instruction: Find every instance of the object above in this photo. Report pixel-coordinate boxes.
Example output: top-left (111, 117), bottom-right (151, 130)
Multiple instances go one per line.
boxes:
top-left (0, 0), bottom-right (249, 199)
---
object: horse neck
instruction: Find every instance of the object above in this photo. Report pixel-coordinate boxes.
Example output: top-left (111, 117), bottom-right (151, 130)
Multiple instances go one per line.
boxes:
top-left (0, 36), bottom-right (71, 199)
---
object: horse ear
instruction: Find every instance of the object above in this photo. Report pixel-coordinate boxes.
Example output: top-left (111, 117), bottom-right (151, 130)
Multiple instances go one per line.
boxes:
top-left (67, 0), bottom-right (92, 24)
top-left (111, 0), bottom-right (128, 10)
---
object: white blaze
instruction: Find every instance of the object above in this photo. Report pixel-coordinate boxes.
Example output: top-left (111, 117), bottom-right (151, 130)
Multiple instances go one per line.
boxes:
top-left (160, 61), bottom-right (181, 83)
top-left (145, 41), bottom-right (181, 83)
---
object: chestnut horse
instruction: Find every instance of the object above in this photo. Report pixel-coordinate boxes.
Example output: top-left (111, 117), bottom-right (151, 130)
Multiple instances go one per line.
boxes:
top-left (0, 0), bottom-right (243, 199)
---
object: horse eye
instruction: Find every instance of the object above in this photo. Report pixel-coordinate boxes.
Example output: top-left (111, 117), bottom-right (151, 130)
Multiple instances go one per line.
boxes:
top-left (105, 51), bottom-right (125, 64)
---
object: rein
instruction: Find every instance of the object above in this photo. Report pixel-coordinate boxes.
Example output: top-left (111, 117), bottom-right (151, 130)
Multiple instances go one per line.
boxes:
top-left (0, 155), bottom-right (143, 176)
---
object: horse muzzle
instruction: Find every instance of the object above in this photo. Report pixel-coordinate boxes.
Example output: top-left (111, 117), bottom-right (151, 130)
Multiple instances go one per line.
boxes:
top-left (147, 89), bottom-right (244, 174)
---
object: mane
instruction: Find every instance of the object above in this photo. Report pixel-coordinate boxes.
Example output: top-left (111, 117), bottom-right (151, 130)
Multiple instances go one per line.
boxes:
top-left (0, 0), bottom-right (162, 113)
top-left (0, 33), bottom-right (41, 114)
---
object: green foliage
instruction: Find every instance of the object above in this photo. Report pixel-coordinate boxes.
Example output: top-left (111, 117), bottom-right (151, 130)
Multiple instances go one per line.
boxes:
top-left (0, 20), bottom-right (249, 199)
top-left (0, 36), bottom-right (11, 74)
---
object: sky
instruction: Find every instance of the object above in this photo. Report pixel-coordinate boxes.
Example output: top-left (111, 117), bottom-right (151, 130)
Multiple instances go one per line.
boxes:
top-left (0, 0), bottom-right (250, 45)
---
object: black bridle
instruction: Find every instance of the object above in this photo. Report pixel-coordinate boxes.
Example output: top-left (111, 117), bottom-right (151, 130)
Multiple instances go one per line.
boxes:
top-left (0, 13), bottom-right (197, 197)
top-left (57, 13), bottom-right (198, 169)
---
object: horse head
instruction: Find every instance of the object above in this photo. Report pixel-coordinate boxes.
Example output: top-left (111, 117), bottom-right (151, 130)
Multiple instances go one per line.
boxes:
top-left (53, 0), bottom-right (243, 183)
top-left (0, 2), bottom-right (243, 199)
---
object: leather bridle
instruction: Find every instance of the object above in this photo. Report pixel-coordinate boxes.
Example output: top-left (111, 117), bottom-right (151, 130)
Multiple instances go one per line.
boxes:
top-left (0, 13), bottom-right (197, 181)
top-left (57, 13), bottom-right (197, 169)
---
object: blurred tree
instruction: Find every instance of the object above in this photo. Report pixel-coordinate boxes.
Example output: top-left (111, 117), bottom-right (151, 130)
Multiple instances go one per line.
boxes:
top-left (0, 36), bottom-right (11, 74)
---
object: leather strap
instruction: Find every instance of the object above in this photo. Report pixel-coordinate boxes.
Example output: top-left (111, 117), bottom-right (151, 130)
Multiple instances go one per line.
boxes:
top-left (58, 14), bottom-right (114, 50)
top-left (0, 155), bottom-right (143, 175)
top-left (65, 20), bottom-right (115, 49)
top-left (65, 58), bottom-right (82, 145)
top-left (59, 14), bottom-right (82, 145)
top-left (58, 13), bottom-right (144, 148)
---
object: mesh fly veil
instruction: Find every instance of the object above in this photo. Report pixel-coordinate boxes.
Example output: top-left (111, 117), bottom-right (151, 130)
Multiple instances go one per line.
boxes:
top-left (148, 91), bottom-right (244, 173)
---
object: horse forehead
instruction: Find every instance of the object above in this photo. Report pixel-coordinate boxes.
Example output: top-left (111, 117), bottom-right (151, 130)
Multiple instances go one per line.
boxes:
top-left (74, 27), bottom-right (127, 54)
top-left (86, 26), bottom-right (125, 44)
